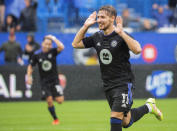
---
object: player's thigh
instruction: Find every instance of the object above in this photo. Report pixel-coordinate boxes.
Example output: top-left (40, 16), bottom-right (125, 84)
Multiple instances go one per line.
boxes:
top-left (111, 111), bottom-right (124, 119)
top-left (55, 96), bottom-right (64, 104)
top-left (41, 84), bottom-right (52, 100)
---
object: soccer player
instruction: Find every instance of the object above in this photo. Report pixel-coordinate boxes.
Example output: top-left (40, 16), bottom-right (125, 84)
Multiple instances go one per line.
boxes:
top-left (26, 35), bottom-right (64, 125)
top-left (72, 5), bottom-right (163, 131)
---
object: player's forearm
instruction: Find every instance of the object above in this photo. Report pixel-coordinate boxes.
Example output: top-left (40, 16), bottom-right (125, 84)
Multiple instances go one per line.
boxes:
top-left (72, 25), bottom-right (89, 46)
top-left (27, 65), bottom-right (33, 76)
top-left (53, 38), bottom-right (64, 52)
top-left (26, 65), bottom-right (33, 85)
top-left (119, 31), bottom-right (142, 54)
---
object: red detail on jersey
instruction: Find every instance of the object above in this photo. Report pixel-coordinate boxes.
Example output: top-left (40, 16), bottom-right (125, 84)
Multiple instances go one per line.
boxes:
top-left (142, 44), bottom-right (157, 63)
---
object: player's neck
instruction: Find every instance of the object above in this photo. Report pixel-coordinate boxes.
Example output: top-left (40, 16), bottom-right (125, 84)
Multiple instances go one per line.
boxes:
top-left (42, 48), bottom-right (49, 53)
top-left (103, 25), bottom-right (115, 35)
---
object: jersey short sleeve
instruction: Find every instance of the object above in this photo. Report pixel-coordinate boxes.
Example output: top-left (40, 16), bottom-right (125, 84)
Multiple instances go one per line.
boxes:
top-left (82, 35), bottom-right (95, 48)
top-left (50, 48), bottom-right (58, 56)
top-left (30, 55), bottom-right (38, 66)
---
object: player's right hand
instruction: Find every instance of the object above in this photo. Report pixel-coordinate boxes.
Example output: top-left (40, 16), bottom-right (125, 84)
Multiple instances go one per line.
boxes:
top-left (115, 16), bottom-right (124, 35)
top-left (26, 75), bottom-right (33, 85)
top-left (84, 11), bottom-right (97, 28)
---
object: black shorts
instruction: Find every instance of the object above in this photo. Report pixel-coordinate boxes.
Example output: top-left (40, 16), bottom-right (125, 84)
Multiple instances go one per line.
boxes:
top-left (105, 83), bottom-right (134, 115)
top-left (41, 82), bottom-right (64, 99)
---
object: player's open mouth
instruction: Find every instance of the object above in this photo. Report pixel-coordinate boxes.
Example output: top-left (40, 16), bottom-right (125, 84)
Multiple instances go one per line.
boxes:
top-left (99, 24), bottom-right (104, 27)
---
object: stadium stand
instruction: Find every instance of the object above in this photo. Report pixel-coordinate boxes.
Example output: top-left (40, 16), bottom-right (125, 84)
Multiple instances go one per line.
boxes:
top-left (35, 0), bottom-right (171, 32)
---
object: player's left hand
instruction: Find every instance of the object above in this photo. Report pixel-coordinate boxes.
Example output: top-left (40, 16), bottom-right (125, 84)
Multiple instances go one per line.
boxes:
top-left (17, 58), bottom-right (24, 66)
top-left (84, 11), bottom-right (97, 28)
top-left (114, 16), bottom-right (124, 36)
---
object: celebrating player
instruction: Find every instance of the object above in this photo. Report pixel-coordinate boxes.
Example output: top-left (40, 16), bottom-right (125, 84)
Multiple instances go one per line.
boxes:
top-left (26, 35), bottom-right (64, 125)
top-left (72, 5), bottom-right (163, 131)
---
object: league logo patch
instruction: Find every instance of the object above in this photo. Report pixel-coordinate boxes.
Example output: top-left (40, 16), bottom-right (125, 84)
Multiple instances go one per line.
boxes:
top-left (146, 70), bottom-right (173, 98)
top-left (100, 49), bottom-right (112, 65)
top-left (111, 40), bottom-right (118, 47)
top-left (96, 42), bottom-right (101, 46)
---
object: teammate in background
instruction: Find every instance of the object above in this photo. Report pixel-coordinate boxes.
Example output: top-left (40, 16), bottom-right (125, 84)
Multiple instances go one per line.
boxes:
top-left (23, 33), bottom-right (40, 64)
top-left (72, 5), bottom-right (163, 131)
top-left (26, 35), bottom-right (64, 125)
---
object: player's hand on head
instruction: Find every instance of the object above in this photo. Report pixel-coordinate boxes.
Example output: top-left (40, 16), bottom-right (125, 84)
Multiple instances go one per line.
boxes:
top-left (115, 16), bottom-right (124, 35)
top-left (84, 11), bottom-right (97, 28)
top-left (45, 35), bottom-right (56, 41)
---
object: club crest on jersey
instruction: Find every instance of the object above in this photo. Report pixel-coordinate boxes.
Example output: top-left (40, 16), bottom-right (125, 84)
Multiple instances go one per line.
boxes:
top-left (39, 58), bottom-right (43, 62)
top-left (111, 40), bottom-right (118, 47)
top-left (48, 53), bottom-right (52, 59)
top-left (42, 60), bottom-right (52, 71)
top-left (96, 42), bottom-right (101, 46)
top-left (100, 49), bottom-right (112, 65)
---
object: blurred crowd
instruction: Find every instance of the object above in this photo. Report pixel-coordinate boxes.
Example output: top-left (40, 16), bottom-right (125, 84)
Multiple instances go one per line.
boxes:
top-left (0, 0), bottom-right (37, 32)
top-left (0, 31), bottom-right (40, 65)
top-left (0, 0), bottom-right (176, 33)
top-left (122, 3), bottom-right (177, 31)
top-left (0, 0), bottom-right (40, 65)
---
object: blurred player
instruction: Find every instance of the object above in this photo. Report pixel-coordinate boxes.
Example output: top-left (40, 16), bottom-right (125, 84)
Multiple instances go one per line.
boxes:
top-left (26, 35), bottom-right (64, 125)
top-left (72, 5), bottom-right (163, 131)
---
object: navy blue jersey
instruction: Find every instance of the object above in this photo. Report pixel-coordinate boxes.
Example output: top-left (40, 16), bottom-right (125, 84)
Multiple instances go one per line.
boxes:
top-left (30, 48), bottom-right (59, 84)
top-left (83, 31), bottom-right (135, 91)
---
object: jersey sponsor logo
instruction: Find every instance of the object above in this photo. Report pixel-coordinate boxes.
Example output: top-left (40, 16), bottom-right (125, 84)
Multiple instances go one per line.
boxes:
top-left (42, 60), bottom-right (52, 71)
top-left (100, 49), bottom-right (112, 65)
top-left (146, 70), bottom-right (173, 98)
top-left (111, 40), bottom-right (118, 47)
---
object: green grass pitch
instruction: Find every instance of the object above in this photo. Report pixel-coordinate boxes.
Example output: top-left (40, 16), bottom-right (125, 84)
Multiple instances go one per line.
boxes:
top-left (0, 99), bottom-right (177, 131)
